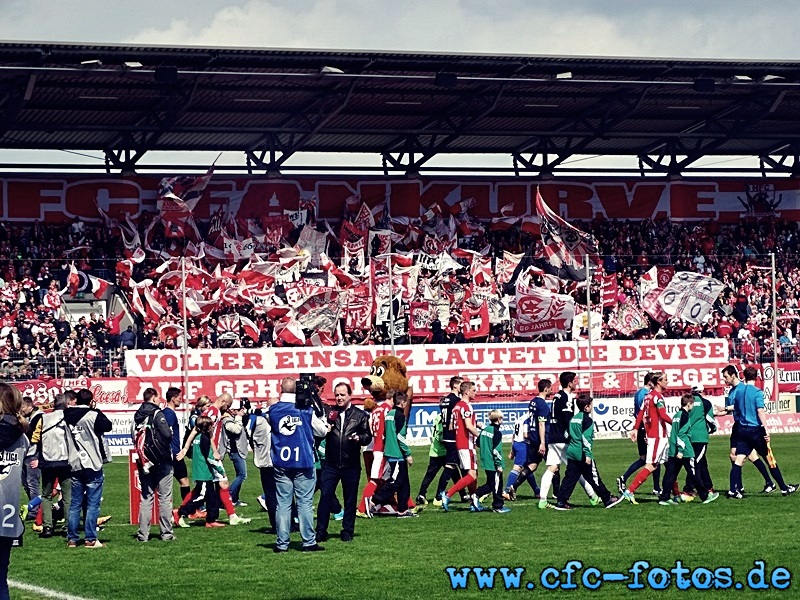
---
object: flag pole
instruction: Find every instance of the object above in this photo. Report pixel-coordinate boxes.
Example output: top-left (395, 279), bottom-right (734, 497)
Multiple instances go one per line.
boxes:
top-left (772, 252), bottom-right (779, 401)
top-left (181, 256), bottom-right (189, 397)
top-left (388, 254), bottom-right (396, 356)
top-left (585, 254), bottom-right (594, 395)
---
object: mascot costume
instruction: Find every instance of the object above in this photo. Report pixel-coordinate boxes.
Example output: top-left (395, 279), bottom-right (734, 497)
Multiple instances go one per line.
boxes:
top-left (357, 355), bottom-right (415, 516)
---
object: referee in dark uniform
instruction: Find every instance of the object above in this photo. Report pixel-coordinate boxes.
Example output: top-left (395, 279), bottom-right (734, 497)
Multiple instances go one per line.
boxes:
top-left (727, 366), bottom-right (796, 497)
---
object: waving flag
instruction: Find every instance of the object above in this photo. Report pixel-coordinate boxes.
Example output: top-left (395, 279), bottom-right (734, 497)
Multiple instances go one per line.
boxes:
top-left (609, 301), bottom-right (649, 336)
top-left (274, 317), bottom-right (306, 346)
top-left (88, 275), bottom-right (112, 299)
top-left (657, 271), bottom-right (725, 324)
top-left (158, 167), bottom-right (214, 212)
top-left (514, 284), bottom-right (575, 337)
top-left (535, 188), bottom-right (600, 281)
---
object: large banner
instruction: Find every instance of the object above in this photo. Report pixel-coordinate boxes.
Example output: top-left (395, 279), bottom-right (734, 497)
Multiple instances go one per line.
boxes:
top-left (126, 339), bottom-right (730, 404)
top-left (2, 177), bottom-right (800, 223)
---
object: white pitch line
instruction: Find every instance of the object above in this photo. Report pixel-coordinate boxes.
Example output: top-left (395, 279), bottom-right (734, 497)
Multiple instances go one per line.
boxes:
top-left (8, 579), bottom-right (95, 600)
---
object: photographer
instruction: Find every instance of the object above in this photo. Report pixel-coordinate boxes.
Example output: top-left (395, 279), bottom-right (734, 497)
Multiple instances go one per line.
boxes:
top-left (316, 383), bottom-right (372, 543)
top-left (268, 377), bottom-right (328, 553)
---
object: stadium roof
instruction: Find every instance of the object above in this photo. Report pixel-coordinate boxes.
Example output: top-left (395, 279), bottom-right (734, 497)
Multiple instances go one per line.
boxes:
top-left (2, 41), bottom-right (800, 175)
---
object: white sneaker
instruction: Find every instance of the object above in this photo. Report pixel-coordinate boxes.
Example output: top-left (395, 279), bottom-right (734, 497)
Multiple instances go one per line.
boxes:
top-left (229, 513), bottom-right (252, 525)
top-left (257, 496), bottom-right (268, 512)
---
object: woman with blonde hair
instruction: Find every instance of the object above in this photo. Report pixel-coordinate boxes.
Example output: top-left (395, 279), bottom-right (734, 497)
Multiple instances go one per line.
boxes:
top-left (0, 382), bottom-right (29, 600)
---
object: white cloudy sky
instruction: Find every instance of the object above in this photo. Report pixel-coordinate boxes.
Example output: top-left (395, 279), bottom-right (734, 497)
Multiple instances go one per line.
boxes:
top-left (1, 1), bottom-right (798, 172)
top-left (3, 0), bottom-right (798, 58)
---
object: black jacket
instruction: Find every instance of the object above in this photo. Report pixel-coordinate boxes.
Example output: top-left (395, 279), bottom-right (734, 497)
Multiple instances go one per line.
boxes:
top-left (322, 405), bottom-right (372, 468)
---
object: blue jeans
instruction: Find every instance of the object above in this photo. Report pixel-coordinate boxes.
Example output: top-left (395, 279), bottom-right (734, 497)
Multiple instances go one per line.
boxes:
top-left (68, 470), bottom-right (104, 544)
top-left (274, 467), bottom-right (316, 550)
top-left (229, 454), bottom-right (248, 503)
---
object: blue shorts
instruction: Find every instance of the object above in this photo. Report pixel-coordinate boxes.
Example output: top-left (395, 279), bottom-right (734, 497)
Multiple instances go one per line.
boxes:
top-left (511, 441), bottom-right (528, 467)
top-left (734, 424), bottom-right (768, 457)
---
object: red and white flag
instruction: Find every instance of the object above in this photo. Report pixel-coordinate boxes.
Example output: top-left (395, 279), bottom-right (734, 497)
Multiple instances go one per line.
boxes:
top-left (294, 288), bottom-right (341, 334)
top-left (595, 273), bottom-right (619, 308)
top-left (239, 315), bottom-right (261, 341)
top-left (609, 301), bottom-right (649, 336)
top-left (514, 284), bottom-right (575, 337)
top-left (217, 313), bottom-right (241, 334)
top-left (344, 284), bottom-right (372, 332)
top-left (274, 317), bottom-right (306, 346)
top-left (142, 287), bottom-right (166, 322)
top-left (88, 275), bottom-right (112, 299)
top-left (461, 302), bottom-right (490, 339)
top-left (408, 302), bottom-right (432, 339)
top-left (158, 322), bottom-right (184, 342)
top-left (535, 188), bottom-right (600, 281)
top-left (496, 251), bottom-right (524, 286)
top-left (320, 253), bottom-right (357, 289)
top-left (637, 266), bottom-right (658, 303)
top-left (67, 264), bottom-right (80, 297)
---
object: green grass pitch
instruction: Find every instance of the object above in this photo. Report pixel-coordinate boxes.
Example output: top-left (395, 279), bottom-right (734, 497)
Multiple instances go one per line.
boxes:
top-left (10, 434), bottom-right (800, 599)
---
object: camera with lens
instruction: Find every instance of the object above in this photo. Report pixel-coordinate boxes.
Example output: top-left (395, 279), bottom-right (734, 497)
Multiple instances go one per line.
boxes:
top-left (295, 373), bottom-right (324, 417)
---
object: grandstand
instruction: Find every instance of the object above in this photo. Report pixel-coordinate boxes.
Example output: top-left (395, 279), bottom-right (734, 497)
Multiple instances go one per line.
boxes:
top-left (1, 43), bottom-right (800, 417)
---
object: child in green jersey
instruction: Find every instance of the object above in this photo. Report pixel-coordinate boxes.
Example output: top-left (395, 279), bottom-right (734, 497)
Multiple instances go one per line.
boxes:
top-left (659, 394), bottom-right (719, 505)
top-left (554, 394), bottom-right (623, 511)
top-left (472, 410), bottom-right (510, 513)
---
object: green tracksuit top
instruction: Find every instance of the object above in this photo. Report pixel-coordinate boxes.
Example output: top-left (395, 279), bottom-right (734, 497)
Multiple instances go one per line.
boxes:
top-left (477, 424), bottom-right (503, 471)
top-left (566, 412), bottom-right (594, 461)
top-left (383, 408), bottom-right (410, 460)
top-left (668, 409), bottom-right (695, 459)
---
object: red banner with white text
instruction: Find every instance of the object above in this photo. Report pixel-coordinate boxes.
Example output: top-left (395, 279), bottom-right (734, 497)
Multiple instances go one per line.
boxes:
top-left (125, 339), bottom-right (730, 403)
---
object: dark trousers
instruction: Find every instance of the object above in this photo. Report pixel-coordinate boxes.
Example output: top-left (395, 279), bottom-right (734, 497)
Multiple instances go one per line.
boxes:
top-left (661, 456), bottom-right (708, 502)
top-left (417, 455), bottom-right (460, 499)
top-left (316, 463), bottom-right (362, 539)
top-left (557, 459), bottom-right (613, 506)
top-left (41, 465), bottom-right (72, 530)
top-left (258, 466), bottom-right (278, 529)
top-left (683, 443), bottom-right (713, 493)
top-left (0, 537), bottom-right (11, 600)
top-left (373, 459), bottom-right (410, 511)
top-left (474, 470), bottom-right (504, 509)
top-left (179, 481), bottom-right (220, 524)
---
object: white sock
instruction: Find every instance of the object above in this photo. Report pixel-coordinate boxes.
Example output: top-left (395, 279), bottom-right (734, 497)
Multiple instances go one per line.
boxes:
top-left (579, 476), bottom-right (596, 499)
top-left (539, 470), bottom-right (555, 501)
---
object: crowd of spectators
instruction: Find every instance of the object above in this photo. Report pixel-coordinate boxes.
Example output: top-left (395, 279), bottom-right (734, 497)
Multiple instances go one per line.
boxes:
top-left (0, 213), bottom-right (799, 382)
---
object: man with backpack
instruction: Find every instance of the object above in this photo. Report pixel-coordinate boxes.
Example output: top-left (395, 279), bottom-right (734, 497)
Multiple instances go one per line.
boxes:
top-left (132, 387), bottom-right (175, 542)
